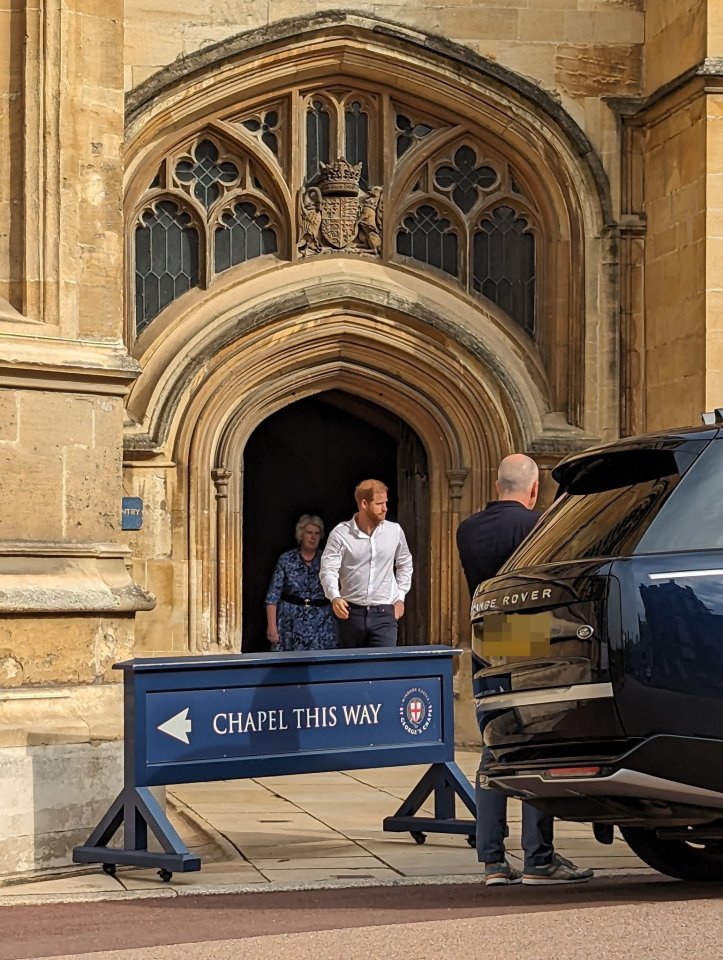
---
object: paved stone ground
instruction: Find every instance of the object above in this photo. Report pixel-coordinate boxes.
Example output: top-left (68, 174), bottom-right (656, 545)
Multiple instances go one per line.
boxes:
top-left (0, 750), bottom-right (648, 903)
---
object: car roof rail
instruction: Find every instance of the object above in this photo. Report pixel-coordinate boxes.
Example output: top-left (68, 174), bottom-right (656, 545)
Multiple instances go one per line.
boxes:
top-left (701, 408), bottom-right (723, 424)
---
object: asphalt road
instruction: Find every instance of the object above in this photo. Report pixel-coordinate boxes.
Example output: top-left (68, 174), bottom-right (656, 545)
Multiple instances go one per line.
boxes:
top-left (1, 877), bottom-right (722, 960)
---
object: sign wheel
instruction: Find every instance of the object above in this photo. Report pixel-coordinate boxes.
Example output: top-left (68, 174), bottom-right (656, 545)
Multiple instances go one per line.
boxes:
top-left (411, 831), bottom-right (426, 845)
top-left (158, 868), bottom-right (173, 882)
top-left (102, 863), bottom-right (116, 877)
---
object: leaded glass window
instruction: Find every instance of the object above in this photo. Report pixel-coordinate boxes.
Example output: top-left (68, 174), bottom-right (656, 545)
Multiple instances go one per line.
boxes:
top-left (214, 202), bottom-right (278, 273)
top-left (396, 114), bottom-right (433, 159)
top-left (434, 146), bottom-right (497, 214)
top-left (306, 100), bottom-right (330, 181)
top-left (473, 206), bottom-right (535, 334)
top-left (345, 101), bottom-right (369, 189)
top-left (175, 140), bottom-right (239, 209)
top-left (396, 205), bottom-right (458, 277)
top-left (135, 201), bottom-right (199, 333)
top-left (242, 111), bottom-right (280, 156)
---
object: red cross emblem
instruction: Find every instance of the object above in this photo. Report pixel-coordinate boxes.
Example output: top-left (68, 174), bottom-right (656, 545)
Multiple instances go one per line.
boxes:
top-left (407, 698), bottom-right (425, 725)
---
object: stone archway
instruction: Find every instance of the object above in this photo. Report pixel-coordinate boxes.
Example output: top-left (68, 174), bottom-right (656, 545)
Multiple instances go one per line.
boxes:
top-left (121, 17), bottom-right (611, 662)
top-left (123, 257), bottom-right (598, 659)
top-left (240, 391), bottom-right (429, 651)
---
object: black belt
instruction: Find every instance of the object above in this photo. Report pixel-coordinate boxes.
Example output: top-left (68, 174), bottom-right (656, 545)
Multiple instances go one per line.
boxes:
top-left (280, 592), bottom-right (330, 608)
top-left (347, 602), bottom-right (394, 614)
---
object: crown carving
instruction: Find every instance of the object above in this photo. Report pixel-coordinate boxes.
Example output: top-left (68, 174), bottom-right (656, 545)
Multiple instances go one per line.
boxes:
top-left (318, 157), bottom-right (363, 196)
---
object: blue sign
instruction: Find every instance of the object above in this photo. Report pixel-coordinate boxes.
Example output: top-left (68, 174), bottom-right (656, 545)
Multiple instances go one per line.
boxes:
top-left (122, 497), bottom-right (143, 530)
top-left (146, 677), bottom-right (442, 766)
top-left (73, 647), bottom-right (476, 878)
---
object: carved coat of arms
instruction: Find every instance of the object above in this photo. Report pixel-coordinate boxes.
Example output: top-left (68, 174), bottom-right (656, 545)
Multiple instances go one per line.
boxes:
top-left (298, 157), bottom-right (383, 257)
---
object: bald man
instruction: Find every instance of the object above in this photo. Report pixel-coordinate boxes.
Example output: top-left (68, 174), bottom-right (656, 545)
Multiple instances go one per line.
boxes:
top-left (456, 454), bottom-right (593, 886)
top-left (456, 454), bottom-right (540, 597)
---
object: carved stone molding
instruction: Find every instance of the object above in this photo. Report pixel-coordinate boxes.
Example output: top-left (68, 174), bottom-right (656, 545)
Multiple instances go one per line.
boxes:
top-left (446, 469), bottom-right (469, 502)
top-left (0, 541), bottom-right (155, 614)
top-left (298, 158), bottom-right (383, 257)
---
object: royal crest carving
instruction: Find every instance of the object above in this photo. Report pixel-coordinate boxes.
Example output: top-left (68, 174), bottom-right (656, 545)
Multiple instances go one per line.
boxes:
top-left (297, 157), bottom-right (383, 257)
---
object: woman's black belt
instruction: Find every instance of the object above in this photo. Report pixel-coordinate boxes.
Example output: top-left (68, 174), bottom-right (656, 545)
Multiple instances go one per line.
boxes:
top-left (280, 592), bottom-right (330, 607)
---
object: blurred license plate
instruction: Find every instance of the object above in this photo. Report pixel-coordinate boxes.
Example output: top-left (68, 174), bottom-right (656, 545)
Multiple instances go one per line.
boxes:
top-left (478, 611), bottom-right (553, 659)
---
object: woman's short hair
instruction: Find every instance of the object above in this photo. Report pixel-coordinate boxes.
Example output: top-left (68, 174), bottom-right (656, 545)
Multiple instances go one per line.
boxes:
top-left (295, 514), bottom-right (325, 543)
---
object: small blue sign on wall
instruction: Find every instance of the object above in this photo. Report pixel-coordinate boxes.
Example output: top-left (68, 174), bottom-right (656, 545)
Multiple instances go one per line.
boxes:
top-left (122, 497), bottom-right (143, 530)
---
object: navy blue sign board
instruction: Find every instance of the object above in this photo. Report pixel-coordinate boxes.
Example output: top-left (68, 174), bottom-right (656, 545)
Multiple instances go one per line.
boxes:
top-left (73, 647), bottom-right (476, 881)
top-left (121, 497), bottom-right (143, 530)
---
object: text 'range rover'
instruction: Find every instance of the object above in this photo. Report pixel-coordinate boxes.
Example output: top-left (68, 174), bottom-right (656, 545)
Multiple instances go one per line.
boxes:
top-left (470, 422), bottom-right (723, 881)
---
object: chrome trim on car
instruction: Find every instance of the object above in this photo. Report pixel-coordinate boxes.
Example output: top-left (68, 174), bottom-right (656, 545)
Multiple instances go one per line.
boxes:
top-left (475, 681), bottom-right (613, 711)
top-left (649, 569), bottom-right (723, 581)
top-left (488, 769), bottom-right (723, 810)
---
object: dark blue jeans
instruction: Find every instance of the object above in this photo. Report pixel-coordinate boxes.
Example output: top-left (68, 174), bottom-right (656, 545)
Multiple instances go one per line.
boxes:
top-left (476, 748), bottom-right (554, 869)
top-left (337, 603), bottom-right (398, 648)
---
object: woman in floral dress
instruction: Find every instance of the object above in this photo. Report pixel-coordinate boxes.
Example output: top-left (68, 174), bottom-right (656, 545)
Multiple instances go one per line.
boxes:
top-left (265, 514), bottom-right (338, 651)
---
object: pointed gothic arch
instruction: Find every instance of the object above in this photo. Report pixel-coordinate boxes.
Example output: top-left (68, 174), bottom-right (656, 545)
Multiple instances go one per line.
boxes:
top-left (122, 16), bottom-right (616, 656)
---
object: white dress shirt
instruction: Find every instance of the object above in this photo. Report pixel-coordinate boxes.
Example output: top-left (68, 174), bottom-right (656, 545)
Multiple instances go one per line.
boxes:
top-left (320, 517), bottom-right (413, 605)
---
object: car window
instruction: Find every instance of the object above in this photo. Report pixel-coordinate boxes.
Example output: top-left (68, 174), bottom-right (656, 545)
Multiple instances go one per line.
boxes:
top-left (501, 441), bottom-right (710, 568)
top-left (636, 439), bottom-right (723, 553)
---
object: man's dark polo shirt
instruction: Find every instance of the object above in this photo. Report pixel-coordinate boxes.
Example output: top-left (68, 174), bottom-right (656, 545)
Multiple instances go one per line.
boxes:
top-left (456, 500), bottom-right (540, 597)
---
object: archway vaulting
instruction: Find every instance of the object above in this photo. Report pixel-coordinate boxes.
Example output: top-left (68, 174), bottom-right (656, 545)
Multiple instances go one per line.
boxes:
top-left (122, 16), bottom-right (617, 655)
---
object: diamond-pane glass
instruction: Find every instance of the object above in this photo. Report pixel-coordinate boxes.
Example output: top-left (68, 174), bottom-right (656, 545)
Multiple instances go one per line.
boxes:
top-left (135, 201), bottom-right (199, 333)
top-left (214, 201), bottom-right (278, 273)
top-left (175, 140), bottom-right (238, 209)
top-left (306, 101), bottom-right (330, 181)
top-left (396, 204), bottom-right (458, 276)
top-left (345, 102), bottom-right (369, 189)
top-left (473, 206), bottom-right (535, 333)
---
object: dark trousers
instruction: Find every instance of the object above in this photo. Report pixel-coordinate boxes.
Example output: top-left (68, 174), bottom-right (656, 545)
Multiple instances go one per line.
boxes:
top-left (476, 749), bottom-right (554, 869)
top-left (337, 604), bottom-right (398, 648)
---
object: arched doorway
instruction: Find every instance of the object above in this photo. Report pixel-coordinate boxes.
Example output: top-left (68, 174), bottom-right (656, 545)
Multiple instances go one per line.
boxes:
top-left (241, 391), bottom-right (429, 651)
top-left (121, 18), bottom-right (614, 665)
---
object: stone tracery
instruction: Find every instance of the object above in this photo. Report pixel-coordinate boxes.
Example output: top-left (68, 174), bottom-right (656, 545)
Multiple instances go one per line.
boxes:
top-left (131, 86), bottom-right (543, 339)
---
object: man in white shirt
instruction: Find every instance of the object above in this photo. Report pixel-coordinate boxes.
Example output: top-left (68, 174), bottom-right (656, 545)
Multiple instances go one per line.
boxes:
top-left (320, 479), bottom-right (414, 647)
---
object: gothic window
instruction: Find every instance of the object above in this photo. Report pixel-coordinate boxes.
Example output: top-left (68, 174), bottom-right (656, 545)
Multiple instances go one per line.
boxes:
top-left (135, 201), bottom-right (199, 334)
top-left (175, 140), bottom-right (239, 209)
top-left (395, 113), bottom-right (433, 159)
top-left (473, 206), bottom-right (535, 334)
top-left (345, 101), bottom-right (369, 189)
top-left (396, 204), bottom-right (459, 277)
top-left (434, 146), bottom-right (497, 214)
top-left (129, 90), bottom-right (544, 342)
top-left (306, 100), bottom-right (330, 181)
top-left (242, 110), bottom-right (280, 156)
top-left (214, 201), bottom-right (278, 273)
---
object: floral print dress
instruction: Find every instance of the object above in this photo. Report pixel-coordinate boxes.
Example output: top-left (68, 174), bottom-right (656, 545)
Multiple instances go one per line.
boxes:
top-left (265, 549), bottom-right (338, 651)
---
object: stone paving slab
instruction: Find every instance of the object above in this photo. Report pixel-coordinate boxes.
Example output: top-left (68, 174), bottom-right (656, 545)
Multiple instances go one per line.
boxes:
top-left (0, 750), bottom-right (648, 904)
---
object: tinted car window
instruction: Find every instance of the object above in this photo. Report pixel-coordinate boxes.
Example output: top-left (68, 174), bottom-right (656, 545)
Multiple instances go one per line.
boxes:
top-left (501, 441), bottom-right (709, 569)
top-left (636, 438), bottom-right (723, 553)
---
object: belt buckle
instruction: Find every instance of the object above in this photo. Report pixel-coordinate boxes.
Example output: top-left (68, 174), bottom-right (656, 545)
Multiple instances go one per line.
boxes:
top-left (304, 598), bottom-right (311, 607)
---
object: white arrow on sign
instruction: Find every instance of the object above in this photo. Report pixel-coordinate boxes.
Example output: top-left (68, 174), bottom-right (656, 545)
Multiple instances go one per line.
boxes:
top-left (157, 708), bottom-right (192, 744)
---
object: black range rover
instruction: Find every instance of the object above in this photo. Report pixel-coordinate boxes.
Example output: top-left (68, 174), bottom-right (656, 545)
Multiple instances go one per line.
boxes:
top-left (471, 423), bottom-right (723, 881)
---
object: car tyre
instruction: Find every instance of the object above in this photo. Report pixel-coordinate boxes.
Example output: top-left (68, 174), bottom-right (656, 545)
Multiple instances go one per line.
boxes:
top-left (621, 826), bottom-right (723, 881)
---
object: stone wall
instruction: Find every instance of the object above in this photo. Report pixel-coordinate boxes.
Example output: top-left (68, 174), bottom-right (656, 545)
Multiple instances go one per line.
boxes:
top-left (0, 0), bottom-right (152, 877)
top-left (0, 2), bottom-right (24, 312)
top-left (645, 0), bottom-right (706, 95)
top-left (124, 0), bottom-right (643, 194)
top-left (643, 90), bottom-right (707, 430)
